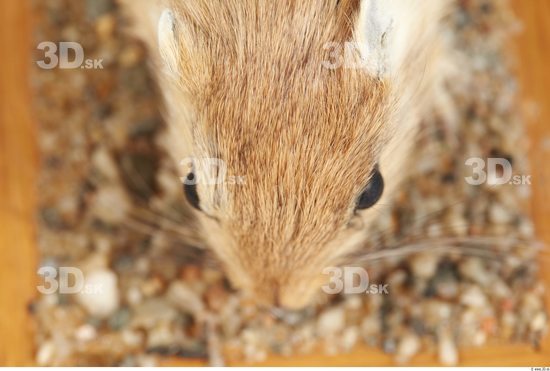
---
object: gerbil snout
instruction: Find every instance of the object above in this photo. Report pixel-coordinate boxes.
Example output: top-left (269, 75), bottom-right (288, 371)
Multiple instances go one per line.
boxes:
top-left (192, 161), bottom-right (388, 310)
top-left (190, 159), bottom-right (387, 310)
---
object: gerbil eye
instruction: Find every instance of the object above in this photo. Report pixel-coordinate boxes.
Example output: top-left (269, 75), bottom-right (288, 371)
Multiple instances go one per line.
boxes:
top-left (183, 173), bottom-right (201, 211)
top-left (356, 166), bottom-right (384, 210)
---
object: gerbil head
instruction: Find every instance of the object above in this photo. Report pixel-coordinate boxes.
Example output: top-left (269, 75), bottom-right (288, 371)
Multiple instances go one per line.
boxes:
top-left (155, 0), bottom-right (445, 309)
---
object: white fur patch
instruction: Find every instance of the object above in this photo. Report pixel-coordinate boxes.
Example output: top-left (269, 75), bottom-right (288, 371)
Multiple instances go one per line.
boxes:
top-left (356, 0), bottom-right (422, 78)
top-left (357, 0), bottom-right (393, 77)
top-left (158, 8), bottom-right (179, 75)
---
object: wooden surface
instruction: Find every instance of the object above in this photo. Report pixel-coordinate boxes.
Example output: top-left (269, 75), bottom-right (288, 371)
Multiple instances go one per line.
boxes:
top-left (512, 3), bottom-right (550, 363)
top-left (0, 0), bottom-right (549, 366)
top-left (0, 0), bottom-right (37, 366)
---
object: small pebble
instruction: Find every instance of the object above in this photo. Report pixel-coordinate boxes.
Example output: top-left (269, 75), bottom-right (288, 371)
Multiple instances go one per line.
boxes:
top-left (459, 258), bottom-right (491, 286)
top-left (438, 331), bottom-right (458, 366)
top-left (317, 307), bottom-right (345, 337)
top-left (36, 341), bottom-right (55, 366)
top-left (472, 330), bottom-right (487, 346)
top-left (436, 278), bottom-right (459, 299)
top-left (109, 307), bottom-right (131, 330)
top-left (529, 312), bottom-right (547, 332)
top-left (91, 185), bottom-right (131, 224)
top-left (91, 146), bottom-right (119, 180)
top-left (383, 338), bottom-right (397, 354)
top-left (76, 269), bottom-right (120, 318)
top-left (126, 286), bottom-right (143, 306)
top-left (460, 286), bottom-right (487, 308)
top-left (75, 324), bottom-right (97, 342)
top-left (341, 326), bottom-right (359, 351)
top-left (395, 333), bottom-right (420, 363)
top-left (122, 329), bottom-right (144, 348)
top-left (167, 281), bottom-right (205, 315)
top-left (411, 253), bottom-right (439, 279)
top-left (131, 298), bottom-right (178, 329)
top-left (489, 203), bottom-right (514, 225)
top-left (360, 316), bottom-right (380, 338)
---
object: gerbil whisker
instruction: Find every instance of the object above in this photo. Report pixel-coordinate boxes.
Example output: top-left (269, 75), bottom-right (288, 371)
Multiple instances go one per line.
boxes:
top-left (347, 235), bottom-right (544, 265)
top-left (127, 208), bottom-right (204, 246)
top-left (122, 213), bottom-right (198, 244)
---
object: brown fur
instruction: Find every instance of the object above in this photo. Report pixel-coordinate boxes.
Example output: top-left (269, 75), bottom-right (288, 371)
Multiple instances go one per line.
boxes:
top-left (119, 0), bottom-right (448, 308)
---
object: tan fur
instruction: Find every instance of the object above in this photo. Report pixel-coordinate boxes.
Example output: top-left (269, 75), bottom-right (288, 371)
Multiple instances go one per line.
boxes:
top-left (119, 0), bottom-right (448, 308)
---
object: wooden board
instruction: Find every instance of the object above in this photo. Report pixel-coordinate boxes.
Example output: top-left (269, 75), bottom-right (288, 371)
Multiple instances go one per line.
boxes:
top-left (0, 0), bottom-right (37, 366)
top-left (0, 0), bottom-right (548, 366)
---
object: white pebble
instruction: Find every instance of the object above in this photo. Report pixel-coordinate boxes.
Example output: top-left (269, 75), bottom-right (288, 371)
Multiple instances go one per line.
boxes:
top-left (396, 333), bottom-right (420, 363)
top-left (317, 307), bottom-right (345, 336)
top-left (341, 326), bottom-right (359, 351)
top-left (446, 207), bottom-right (468, 236)
top-left (122, 329), bottom-right (144, 347)
top-left (131, 299), bottom-right (178, 328)
top-left (36, 340), bottom-right (55, 366)
top-left (424, 301), bottom-right (452, 322)
top-left (491, 279), bottom-right (512, 298)
top-left (126, 286), bottom-right (143, 306)
top-left (530, 312), bottom-right (547, 332)
top-left (459, 258), bottom-right (491, 286)
top-left (344, 295), bottom-right (363, 310)
top-left (436, 279), bottom-right (459, 299)
top-left (410, 253), bottom-right (439, 279)
top-left (147, 321), bottom-right (176, 348)
top-left (93, 235), bottom-right (112, 254)
top-left (518, 218), bottom-right (535, 238)
top-left (42, 292), bottom-right (59, 307)
top-left (489, 203), bottom-right (513, 224)
top-left (77, 269), bottom-right (120, 318)
top-left (135, 355), bottom-right (158, 367)
top-left (91, 185), bottom-right (131, 224)
top-left (460, 286), bottom-right (487, 308)
top-left (472, 330), bottom-right (487, 346)
top-left (438, 332), bottom-right (458, 366)
top-left (241, 329), bottom-right (268, 362)
top-left (91, 146), bottom-right (119, 180)
top-left (75, 324), bottom-right (97, 342)
top-left (360, 316), bottom-right (380, 338)
top-left (387, 269), bottom-right (408, 287)
top-left (167, 281), bottom-right (204, 315)
top-left (523, 292), bottom-right (544, 311)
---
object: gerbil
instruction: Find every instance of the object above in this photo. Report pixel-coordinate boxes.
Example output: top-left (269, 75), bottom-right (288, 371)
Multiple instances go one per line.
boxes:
top-left (119, 0), bottom-right (448, 309)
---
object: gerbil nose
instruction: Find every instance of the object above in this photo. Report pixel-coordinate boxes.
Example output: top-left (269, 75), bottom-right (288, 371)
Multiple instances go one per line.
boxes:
top-left (273, 290), bottom-right (282, 308)
top-left (254, 284), bottom-right (301, 310)
top-left (268, 284), bottom-right (285, 309)
top-left (250, 277), bottom-right (316, 310)
top-left (271, 285), bottom-right (311, 311)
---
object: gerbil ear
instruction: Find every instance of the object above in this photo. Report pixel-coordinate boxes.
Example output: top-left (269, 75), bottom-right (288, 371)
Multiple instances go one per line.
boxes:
top-left (354, 0), bottom-right (423, 78)
top-left (157, 9), bottom-right (179, 75)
